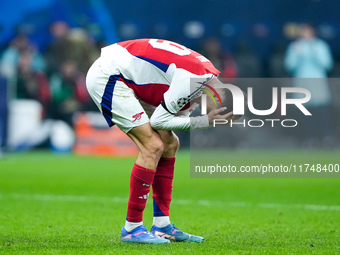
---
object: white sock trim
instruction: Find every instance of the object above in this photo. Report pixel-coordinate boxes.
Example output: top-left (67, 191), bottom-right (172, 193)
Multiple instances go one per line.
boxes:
top-left (153, 216), bottom-right (170, 228)
top-left (124, 221), bottom-right (143, 232)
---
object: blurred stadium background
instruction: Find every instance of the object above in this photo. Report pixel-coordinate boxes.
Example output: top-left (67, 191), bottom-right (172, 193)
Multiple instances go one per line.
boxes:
top-left (0, 0), bottom-right (340, 151)
top-left (0, 0), bottom-right (340, 153)
top-left (0, 1), bottom-right (339, 254)
top-left (0, 0), bottom-right (339, 153)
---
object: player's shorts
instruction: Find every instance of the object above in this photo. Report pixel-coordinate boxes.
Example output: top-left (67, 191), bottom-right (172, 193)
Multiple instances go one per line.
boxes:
top-left (86, 58), bottom-right (152, 133)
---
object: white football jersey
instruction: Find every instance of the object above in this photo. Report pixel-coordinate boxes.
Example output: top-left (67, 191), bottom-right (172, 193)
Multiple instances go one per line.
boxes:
top-left (93, 39), bottom-right (220, 130)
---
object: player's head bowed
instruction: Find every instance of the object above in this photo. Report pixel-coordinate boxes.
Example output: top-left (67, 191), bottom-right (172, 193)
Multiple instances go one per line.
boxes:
top-left (202, 76), bottom-right (246, 118)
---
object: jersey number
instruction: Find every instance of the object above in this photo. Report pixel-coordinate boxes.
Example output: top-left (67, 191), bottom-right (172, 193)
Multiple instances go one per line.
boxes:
top-left (149, 39), bottom-right (191, 56)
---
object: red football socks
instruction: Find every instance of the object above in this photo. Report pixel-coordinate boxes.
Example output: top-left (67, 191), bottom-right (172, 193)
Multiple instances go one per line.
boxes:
top-left (126, 164), bottom-right (156, 222)
top-left (152, 157), bottom-right (175, 217)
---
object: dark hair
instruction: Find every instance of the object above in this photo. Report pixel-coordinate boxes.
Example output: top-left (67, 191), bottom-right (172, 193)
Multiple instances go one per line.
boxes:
top-left (221, 89), bottom-right (246, 115)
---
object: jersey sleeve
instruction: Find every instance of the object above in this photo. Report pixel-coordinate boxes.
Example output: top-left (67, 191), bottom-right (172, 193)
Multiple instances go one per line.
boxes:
top-left (149, 70), bottom-right (215, 130)
top-left (149, 104), bottom-right (210, 131)
top-left (163, 69), bottom-right (215, 114)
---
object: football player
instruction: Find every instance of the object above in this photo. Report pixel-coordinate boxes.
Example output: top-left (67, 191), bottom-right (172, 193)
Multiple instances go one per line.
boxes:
top-left (86, 39), bottom-right (235, 244)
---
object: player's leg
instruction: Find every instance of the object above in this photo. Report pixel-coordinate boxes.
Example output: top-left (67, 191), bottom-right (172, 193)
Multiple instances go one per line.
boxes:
top-left (120, 123), bottom-right (170, 244)
top-left (135, 102), bottom-right (179, 229)
top-left (124, 123), bottom-right (163, 229)
top-left (127, 123), bottom-right (164, 170)
top-left (151, 130), bottom-right (178, 227)
top-left (86, 63), bottom-right (169, 244)
top-left (151, 130), bottom-right (204, 242)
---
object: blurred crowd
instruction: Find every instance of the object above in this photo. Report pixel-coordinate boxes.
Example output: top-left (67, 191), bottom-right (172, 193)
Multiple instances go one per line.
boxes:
top-left (0, 21), bottom-right (100, 127)
top-left (0, 21), bottom-right (338, 151)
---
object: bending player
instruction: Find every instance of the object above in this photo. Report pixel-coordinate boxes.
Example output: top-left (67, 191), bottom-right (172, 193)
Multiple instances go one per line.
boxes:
top-left (86, 39), bottom-right (236, 244)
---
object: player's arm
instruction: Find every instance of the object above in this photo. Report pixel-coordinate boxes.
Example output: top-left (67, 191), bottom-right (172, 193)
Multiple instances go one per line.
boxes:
top-left (151, 70), bottom-right (233, 130)
top-left (150, 104), bottom-right (232, 131)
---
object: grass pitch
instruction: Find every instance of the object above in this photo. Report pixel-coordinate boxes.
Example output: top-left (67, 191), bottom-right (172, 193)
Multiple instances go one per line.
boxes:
top-left (0, 149), bottom-right (339, 254)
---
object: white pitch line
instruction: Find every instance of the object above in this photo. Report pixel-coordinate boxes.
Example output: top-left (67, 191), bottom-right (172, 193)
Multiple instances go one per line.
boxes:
top-left (0, 193), bottom-right (127, 204)
top-left (0, 193), bottom-right (339, 211)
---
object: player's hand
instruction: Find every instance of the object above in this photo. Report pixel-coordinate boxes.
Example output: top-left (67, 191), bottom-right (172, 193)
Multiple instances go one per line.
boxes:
top-left (207, 107), bottom-right (234, 126)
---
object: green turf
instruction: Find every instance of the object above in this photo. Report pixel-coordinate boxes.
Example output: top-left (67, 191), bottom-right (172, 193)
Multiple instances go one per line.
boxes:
top-left (0, 149), bottom-right (339, 254)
